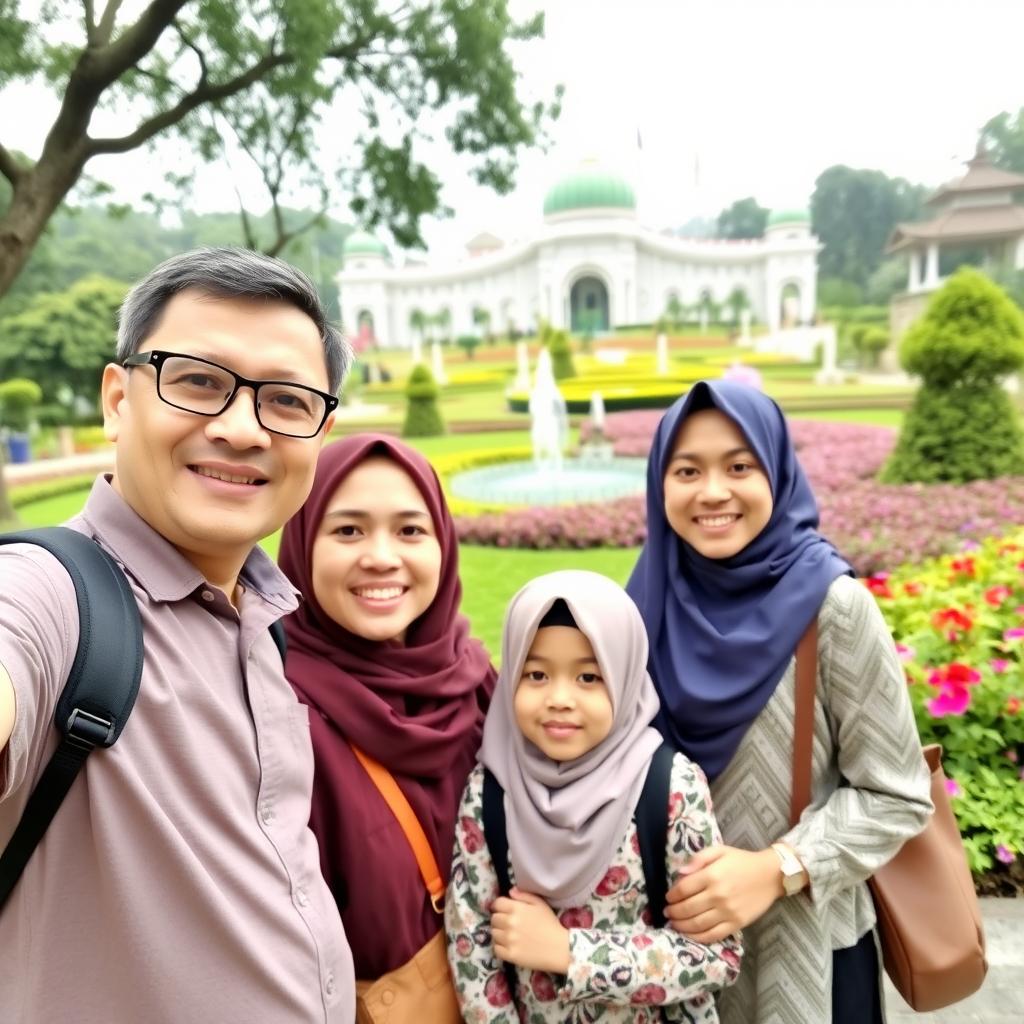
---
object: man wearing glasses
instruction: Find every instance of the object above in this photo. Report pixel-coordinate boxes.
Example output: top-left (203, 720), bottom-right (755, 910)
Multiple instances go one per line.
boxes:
top-left (0, 248), bottom-right (355, 1022)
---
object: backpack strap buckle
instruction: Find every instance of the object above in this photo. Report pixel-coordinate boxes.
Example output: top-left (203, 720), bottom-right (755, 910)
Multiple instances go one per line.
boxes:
top-left (65, 708), bottom-right (116, 750)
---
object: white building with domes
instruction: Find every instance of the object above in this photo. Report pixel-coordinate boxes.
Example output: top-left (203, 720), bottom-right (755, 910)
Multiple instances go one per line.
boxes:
top-left (338, 165), bottom-right (819, 348)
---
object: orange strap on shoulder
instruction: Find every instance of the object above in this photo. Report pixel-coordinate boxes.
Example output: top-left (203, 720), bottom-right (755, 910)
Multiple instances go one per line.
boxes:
top-left (350, 744), bottom-right (445, 914)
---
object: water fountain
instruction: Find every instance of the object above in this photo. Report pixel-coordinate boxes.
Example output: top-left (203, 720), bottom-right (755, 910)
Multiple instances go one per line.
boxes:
top-left (431, 340), bottom-right (448, 385)
top-left (449, 351), bottom-right (647, 507)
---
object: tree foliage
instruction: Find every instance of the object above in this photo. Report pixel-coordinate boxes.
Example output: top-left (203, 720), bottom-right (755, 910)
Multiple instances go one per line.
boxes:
top-left (401, 363), bottom-right (444, 437)
top-left (0, 0), bottom-right (560, 298)
top-left (716, 197), bottom-right (768, 240)
top-left (811, 165), bottom-right (927, 287)
top-left (980, 108), bottom-right (1024, 173)
top-left (883, 268), bottom-right (1024, 483)
top-left (0, 275), bottom-right (128, 404)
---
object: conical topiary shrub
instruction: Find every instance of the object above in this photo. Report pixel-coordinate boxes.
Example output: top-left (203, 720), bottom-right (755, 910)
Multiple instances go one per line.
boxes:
top-left (401, 363), bottom-right (445, 438)
top-left (881, 267), bottom-right (1024, 484)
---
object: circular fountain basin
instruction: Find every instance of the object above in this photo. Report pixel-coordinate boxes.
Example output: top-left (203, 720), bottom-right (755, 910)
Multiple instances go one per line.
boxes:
top-left (450, 457), bottom-right (648, 507)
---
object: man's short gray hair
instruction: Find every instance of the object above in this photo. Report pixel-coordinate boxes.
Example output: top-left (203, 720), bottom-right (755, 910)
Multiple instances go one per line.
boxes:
top-left (116, 247), bottom-right (350, 395)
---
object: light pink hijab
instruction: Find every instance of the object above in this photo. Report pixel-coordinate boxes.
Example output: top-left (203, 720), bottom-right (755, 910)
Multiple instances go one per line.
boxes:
top-left (479, 570), bottom-right (663, 907)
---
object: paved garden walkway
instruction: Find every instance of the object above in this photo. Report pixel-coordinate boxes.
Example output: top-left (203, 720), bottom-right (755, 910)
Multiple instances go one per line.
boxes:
top-left (886, 898), bottom-right (1024, 1023)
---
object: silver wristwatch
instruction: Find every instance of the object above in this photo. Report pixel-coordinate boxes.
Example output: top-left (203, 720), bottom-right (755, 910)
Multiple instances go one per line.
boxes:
top-left (771, 843), bottom-right (805, 897)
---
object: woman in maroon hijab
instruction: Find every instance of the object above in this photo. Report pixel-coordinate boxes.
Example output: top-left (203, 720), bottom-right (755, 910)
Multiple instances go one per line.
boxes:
top-left (278, 434), bottom-right (495, 1012)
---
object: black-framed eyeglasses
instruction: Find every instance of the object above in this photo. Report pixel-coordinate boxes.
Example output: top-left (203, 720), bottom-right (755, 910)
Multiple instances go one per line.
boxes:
top-left (122, 350), bottom-right (338, 438)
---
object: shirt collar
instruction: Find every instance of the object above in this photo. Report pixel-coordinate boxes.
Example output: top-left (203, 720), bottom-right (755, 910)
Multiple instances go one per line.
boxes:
top-left (73, 475), bottom-right (299, 613)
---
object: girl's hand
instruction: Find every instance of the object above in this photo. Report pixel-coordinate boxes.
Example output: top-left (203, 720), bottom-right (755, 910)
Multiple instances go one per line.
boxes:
top-left (664, 844), bottom-right (789, 943)
top-left (491, 887), bottom-right (571, 974)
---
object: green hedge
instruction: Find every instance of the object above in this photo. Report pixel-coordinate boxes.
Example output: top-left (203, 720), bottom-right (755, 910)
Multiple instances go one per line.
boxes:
top-left (10, 473), bottom-right (98, 508)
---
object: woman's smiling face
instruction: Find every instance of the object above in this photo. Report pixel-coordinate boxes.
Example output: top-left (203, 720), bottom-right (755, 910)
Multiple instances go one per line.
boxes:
top-left (662, 408), bottom-right (773, 559)
top-left (311, 457), bottom-right (442, 643)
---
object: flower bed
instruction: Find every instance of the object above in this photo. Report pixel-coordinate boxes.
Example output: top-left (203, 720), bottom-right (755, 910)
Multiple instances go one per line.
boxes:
top-left (454, 413), bottom-right (1024, 577)
top-left (870, 531), bottom-right (1024, 889)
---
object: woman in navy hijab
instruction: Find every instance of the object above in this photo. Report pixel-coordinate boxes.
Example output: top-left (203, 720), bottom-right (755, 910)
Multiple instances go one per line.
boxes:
top-left (627, 380), bottom-right (932, 1024)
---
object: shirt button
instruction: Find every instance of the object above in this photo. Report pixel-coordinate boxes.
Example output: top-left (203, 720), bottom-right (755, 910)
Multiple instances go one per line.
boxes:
top-left (201, 590), bottom-right (215, 602)
top-left (381, 990), bottom-right (394, 1006)
top-left (261, 806), bottom-right (274, 824)
top-left (324, 974), bottom-right (335, 997)
top-left (295, 887), bottom-right (309, 907)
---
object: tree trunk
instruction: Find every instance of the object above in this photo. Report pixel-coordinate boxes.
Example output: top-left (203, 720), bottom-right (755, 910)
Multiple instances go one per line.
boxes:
top-left (0, 156), bottom-right (86, 299)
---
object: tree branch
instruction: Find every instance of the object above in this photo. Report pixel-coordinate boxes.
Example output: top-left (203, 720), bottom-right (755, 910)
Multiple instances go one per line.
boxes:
top-left (96, 0), bottom-right (126, 44)
top-left (0, 143), bottom-right (24, 186)
top-left (84, 0), bottom-right (98, 45)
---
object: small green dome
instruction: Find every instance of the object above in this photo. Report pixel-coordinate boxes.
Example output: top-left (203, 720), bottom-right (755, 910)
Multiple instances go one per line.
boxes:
top-left (767, 209), bottom-right (810, 228)
top-left (343, 229), bottom-right (388, 257)
top-left (543, 166), bottom-right (636, 217)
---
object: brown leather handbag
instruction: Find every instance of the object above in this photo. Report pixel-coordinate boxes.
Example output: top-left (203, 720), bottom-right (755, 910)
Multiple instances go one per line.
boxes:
top-left (790, 622), bottom-right (988, 1012)
top-left (350, 746), bottom-right (462, 1024)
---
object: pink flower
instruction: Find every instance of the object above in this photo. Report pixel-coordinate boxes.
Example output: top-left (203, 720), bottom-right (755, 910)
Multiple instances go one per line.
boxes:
top-left (990, 659), bottom-right (1010, 675)
top-left (985, 585), bottom-right (1012, 607)
top-left (484, 972), bottom-right (512, 1007)
top-left (460, 817), bottom-right (485, 854)
top-left (630, 984), bottom-right (668, 1006)
top-left (927, 684), bottom-right (972, 717)
top-left (945, 777), bottom-right (962, 798)
top-left (895, 643), bottom-right (916, 663)
top-left (1006, 749), bottom-right (1019, 764)
top-left (995, 845), bottom-right (1016, 865)
top-left (529, 971), bottom-right (557, 1001)
top-left (557, 907), bottom-right (594, 928)
top-left (595, 865), bottom-right (630, 896)
top-left (1003, 627), bottom-right (1024, 642)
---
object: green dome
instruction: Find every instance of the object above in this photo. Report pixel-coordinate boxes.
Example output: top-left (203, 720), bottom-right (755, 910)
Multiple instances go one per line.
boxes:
top-left (767, 208), bottom-right (810, 228)
top-left (543, 166), bottom-right (636, 217)
top-left (343, 229), bottom-right (388, 257)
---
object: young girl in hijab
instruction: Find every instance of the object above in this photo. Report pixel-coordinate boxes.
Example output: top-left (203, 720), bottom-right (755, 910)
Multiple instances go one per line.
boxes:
top-left (279, 435), bottom-right (496, 1019)
top-left (627, 380), bottom-right (933, 1024)
top-left (446, 570), bottom-right (742, 1023)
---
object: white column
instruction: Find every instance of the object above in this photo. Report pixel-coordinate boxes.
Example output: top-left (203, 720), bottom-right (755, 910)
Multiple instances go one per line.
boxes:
top-left (924, 243), bottom-right (940, 288)
top-left (1015, 235), bottom-right (1024, 270)
top-left (908, 250), bottom-right (922, 292)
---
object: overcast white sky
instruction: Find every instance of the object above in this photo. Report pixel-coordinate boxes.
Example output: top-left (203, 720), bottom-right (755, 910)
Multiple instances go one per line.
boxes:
top-left (4, 0), bottom-right (1024, 259)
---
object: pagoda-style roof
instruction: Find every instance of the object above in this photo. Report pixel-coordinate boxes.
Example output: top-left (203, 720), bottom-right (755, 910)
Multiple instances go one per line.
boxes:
top-left (925, 147), bottom-right (1024, 207)
top-left (889, 203), bottom-right (1024, 251)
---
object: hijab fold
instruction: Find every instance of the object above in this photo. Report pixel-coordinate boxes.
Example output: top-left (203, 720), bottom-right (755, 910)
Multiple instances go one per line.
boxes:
top-left (479, 571), bottom-right (663, 908)
top-left (279, 434), bottom-right (495, 862)
top-left (626, 381), bottom-right (851, 780)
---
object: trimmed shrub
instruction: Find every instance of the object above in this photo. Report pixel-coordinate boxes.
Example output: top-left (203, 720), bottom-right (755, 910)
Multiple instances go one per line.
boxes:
top-left (883, 268), bottom-right (1024, 483)
top-left (456, 335), bottom-right (481, 360)
top-left (401, 364), bottom-right (445, 438)
top-left (0, 378), bottom-right (43, 432)
top-left (856, 325), bottom-right (889, 367)
top-left (544, 324), bottom-right (576, 380)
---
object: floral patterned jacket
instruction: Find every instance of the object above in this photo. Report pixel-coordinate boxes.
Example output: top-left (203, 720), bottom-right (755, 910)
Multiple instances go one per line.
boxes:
top-left (445, 755), bottom-right (742, 1023)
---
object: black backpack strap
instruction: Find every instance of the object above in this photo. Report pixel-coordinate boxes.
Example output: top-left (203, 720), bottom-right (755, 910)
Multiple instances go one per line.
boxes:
top-left (636, 742), bottom-right (675, 928)
top-left (268, 618), bottom-right (287, 663)
top-left (0, 527), bottom-right (143, 911)
top-left (480, 768), bottom-right (519, 999)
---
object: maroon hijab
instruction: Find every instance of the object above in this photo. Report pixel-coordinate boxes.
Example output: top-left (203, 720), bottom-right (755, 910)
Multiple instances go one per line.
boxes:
top-left (279, 434), bottom-right (495, 974)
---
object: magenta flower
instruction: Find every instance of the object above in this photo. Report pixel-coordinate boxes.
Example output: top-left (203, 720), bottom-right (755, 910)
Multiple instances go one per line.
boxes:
top-left (990, 658), bottom-right (1010, 674)
top-left (995, 845), bottom-right (1016, 864)
top-left (895, 643), bottom-right (916, 663)
top-left (1004, 627), bottom-right (1024, 642)
top-left (944, 777), bottom-right (962, 798)
top-left (926, 683), bottom-right (972, 717)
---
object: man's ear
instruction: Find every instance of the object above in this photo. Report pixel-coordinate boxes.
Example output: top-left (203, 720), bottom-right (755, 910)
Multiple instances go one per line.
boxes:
top-left (320, 411), bottom-right (336, 441)
top-left (101, 363), bottom-right (128, 443)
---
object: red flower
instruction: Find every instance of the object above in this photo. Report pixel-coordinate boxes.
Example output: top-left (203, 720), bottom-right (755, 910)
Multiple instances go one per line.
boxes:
top-left (864, 573), bottom-right (893, 599)
top-left (484, 972), bottom-right (512, 1007)
top-left (1008, 697), bottom-right (1021, 715)
top-left (928, 662), bottom-right (982, 687)
top-left (985, 585), bottom-right (1013, 607)
top-left (558, 907), bottom-right (594, 928)
top-left (950, 557), bottom-right (976, 578)
top-left (455, 935), bottom-right (473, 958)
top-left (632, 933), bottom-right (654, 949)
top-left (630, 984), bottom-right (667, 1005)
top-left (903, 581), bottom-right (924, 597)
top-left (529, 971), bottom-right (557, 1001)
top-left (931, 607), bottom-right (973, 640)
top-left (460, 816), bottom-right (485, 854)
top-left (595, 865), bottom-right (630, 896)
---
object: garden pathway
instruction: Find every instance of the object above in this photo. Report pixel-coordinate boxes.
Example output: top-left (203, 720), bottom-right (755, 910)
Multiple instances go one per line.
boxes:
top-left (885, 898), bottom-right (1024, 1023)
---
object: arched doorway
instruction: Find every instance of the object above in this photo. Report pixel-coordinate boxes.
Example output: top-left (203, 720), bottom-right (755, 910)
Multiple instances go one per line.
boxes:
top-left (779, 283), bottom-right (801, 327)
top-left (570, 276), bottom-right (610, 334)
top-left (355, 309), bottom-right (376, 352)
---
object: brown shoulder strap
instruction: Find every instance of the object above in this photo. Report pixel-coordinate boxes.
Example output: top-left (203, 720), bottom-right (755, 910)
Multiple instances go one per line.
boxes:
top-left (350, 745), bottom-right (445, 913)
top-left (790, 619), bottom-right (819, 828)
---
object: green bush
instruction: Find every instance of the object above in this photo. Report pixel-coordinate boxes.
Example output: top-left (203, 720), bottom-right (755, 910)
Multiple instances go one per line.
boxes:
top-left (401, 364), bottom-right (445, 438)
top-left (0, 378), bottom-right (43, 432)
top-left (456, 335), bottom-right (481, 360)
top-left (544, 324), bottom-right (576, 380)
top-left (857, 326), bottom-right (890, 367)
top-left (883, 269), bottom-right (1024, 484)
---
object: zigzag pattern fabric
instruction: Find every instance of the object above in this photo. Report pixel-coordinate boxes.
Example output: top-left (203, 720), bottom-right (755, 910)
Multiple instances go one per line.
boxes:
top-left (710, 575), bottom-right (933, 1024)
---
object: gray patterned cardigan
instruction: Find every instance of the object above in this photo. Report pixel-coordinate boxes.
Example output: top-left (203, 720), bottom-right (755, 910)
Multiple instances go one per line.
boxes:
top-left (709, 574), bottom-right (933, 1024)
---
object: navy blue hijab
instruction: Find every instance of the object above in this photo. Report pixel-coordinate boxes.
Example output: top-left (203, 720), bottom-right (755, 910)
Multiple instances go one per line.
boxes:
top-left (626, 380), bottom-right (852, 779)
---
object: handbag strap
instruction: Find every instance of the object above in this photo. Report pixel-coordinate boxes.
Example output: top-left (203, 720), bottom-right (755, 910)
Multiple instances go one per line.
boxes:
top-left (350, 745), bottom-right (445, 913)
top-left (790, 619), bottom-right (819, 829)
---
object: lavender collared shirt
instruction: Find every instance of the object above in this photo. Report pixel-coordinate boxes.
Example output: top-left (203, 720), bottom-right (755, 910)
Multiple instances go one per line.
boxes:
top-left (0, 477), bottom-right (354, 1023)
